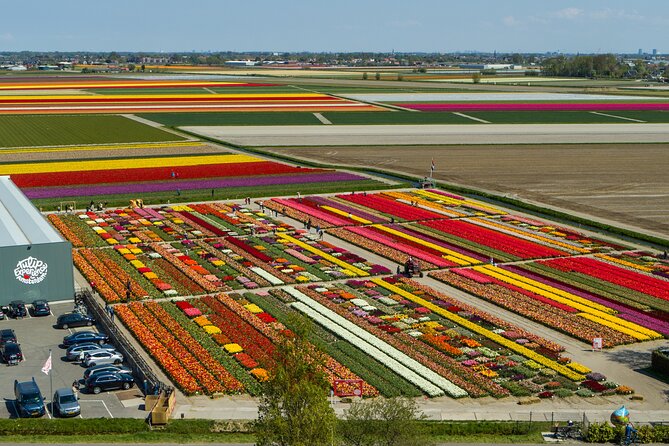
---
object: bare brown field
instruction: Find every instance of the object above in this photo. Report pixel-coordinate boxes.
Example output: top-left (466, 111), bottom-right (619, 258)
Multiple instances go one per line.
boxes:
top-left (267, 143), bottom-right (669, 238)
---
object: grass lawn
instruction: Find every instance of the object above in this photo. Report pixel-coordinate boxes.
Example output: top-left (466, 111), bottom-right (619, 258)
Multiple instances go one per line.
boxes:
top-left (139, 111), bottom-right (478, 127)
top-left (139, 111), bottom-right (324, 126)
top-left (0, 115), bottom-right (184, 148)
top-left (462, 110), bottom-right (639, 124)
top-left (31, 179), bottom-right (399, 210)
top-left (323, 111), bottom-right (475, 125)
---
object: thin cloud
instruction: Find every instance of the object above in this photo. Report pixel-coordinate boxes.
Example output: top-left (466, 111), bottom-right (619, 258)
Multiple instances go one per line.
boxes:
top-left (0, 32), bottom-right (14, 41)
top-left (502, 16), bottom-right (521, 27)
top-left (554, 7), bottom-right (583, 19)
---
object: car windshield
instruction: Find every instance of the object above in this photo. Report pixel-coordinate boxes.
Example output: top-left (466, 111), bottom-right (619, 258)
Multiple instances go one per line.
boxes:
top-left (59, 394), bottom-right (77, 404)
top-left (23, 392), bottom-right (41, 404)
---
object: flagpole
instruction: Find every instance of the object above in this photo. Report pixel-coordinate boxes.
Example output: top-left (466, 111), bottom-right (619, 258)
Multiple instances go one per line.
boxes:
top-left (49, 349), bottom-right (53, 417)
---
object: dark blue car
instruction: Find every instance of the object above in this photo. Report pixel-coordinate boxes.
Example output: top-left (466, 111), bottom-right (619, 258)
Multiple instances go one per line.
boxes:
top-left (63, 331), bottom-right (109, 347)
top-left (30, 300), bottom-right (51, 317)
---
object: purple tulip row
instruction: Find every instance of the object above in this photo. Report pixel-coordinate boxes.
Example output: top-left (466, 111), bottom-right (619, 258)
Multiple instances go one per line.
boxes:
top-left (24, 172), bottom-right (368, 199)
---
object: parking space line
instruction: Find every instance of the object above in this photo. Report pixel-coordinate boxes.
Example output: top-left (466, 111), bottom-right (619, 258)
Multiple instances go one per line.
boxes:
top-left (45, 405), bottom-right (51, 419)
top-left (80, 399), bottom-right (114, 418)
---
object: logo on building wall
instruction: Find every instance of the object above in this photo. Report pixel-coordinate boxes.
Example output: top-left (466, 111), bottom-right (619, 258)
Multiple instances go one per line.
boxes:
top-left (14, 257), bottom-right (48, 285)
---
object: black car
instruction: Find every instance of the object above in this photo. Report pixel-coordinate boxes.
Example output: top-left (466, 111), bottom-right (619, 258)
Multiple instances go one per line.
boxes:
top-left (84, 371), bottom-right (134, 394)
top-left (63, 331), bottom-right (108, 347)
top-left (0, 329), bottom-right (17, 347)
top-left (2, 342), bottom-right (23, 365)
top-left (83, 364), bottom-right (132, 380)
top-left (55, 313), bottom-right (95, 329)
top-left (7, 300), bottom-right (27, 318)
top-left (31, 300), bottom-right (51, 317)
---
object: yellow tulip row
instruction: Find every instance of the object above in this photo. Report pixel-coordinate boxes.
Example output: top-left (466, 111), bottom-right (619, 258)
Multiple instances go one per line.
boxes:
top-left (576, 313), bottom-right (655, 341)
top-left (470, 217), bottom-right (590, 254)
top-left (320, 205), bottom-right (372, 224)
top-left (12, 93), bottom-right (332, 101)
top-left (0, 153), bottom-right (262, 175)
top-left (276, 233), bottom-right (369, 277)
top-left (371, 225), bottom-right (477, 266)
top-left (474, 265), bottom-right (614, 314)
top-left (372, 278), bottom-right (586, 381)
top-left (381, 191), bottom-right (467, 217)
top-left (414, 189), bottom-right (506, 215)
top-left (3, 141), bottom-right (202, 155)
top-left (474, 265), bottom-right (662, 340)
top-left (595, 254), bottom-right (654, 272)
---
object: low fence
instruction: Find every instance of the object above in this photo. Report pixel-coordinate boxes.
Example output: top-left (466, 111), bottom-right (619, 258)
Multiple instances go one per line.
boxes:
top-left (77, 290), bottom-right (171, 396)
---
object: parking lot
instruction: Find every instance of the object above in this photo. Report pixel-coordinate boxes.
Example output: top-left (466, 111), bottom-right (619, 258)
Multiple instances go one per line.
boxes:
top-left (0, 301), bottom-right (145, 419)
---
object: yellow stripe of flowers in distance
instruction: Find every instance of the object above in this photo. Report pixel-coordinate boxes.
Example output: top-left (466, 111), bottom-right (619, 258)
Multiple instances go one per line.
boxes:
top-left (372, 278), bottom-right (586, 381)
top-left (477, 265), bottom-right (614, 314)
top-left (276, 233), bottom-right (368, 277)
top-left (0, 81), bottom-right (239, 90)
top-left (320, 205), bottom-right (372, 224)
top-left (372, 225), bottom-right (477, 266)
top-left (475, 265), bottom-right (662, 338)
top-left (0, 154), bottom-right (261, 175)
top-left (576, 313), bottom-right (651, 341)
top-left (381, 191), bottom-right (467, 217)
top-left (2, 93), bottom-right (332, 101)
top-left (1, 141), bottom-right (203, 154)
top-left (414, 189), bottom-right (506, 214)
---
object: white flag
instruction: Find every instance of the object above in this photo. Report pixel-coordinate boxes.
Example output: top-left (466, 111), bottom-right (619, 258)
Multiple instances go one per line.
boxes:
top-left (41, 352), bottom-right (52, 375)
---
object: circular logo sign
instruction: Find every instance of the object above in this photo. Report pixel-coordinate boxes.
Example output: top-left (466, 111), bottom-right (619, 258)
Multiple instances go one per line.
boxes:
top-left (14, 256), bottom-right (48, 285)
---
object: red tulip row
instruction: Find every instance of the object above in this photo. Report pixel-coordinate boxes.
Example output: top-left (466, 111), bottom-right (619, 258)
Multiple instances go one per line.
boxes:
top-left (115, 305), bottom-right (202, 395)
top-left (541, 257), bottom-right (669, 301)
top-left (421, 219), bottom-right (567, 260)
top-left (143, 301), bottom-right (244, 392)
top-left (338, 193), bottom-right (445, 221)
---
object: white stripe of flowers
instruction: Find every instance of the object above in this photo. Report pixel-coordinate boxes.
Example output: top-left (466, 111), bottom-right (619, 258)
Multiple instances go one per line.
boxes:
top-left (285, 287), bottom-right (467, 398)
top-left (249, 267), bottom-right (285, 285)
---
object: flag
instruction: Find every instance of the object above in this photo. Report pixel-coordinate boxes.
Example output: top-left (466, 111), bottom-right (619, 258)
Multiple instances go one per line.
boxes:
top-left (41, 352), bottom-right (52, 375)
top-left (431, 158), bottom-right (435, 172)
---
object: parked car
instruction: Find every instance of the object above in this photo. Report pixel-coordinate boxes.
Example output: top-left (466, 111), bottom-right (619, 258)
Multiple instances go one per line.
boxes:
top-left (65, 343), bottom-right (116, 362)
top-left (52, 387), bottom-right (80, 417)
top-left (84, 363), bottom-right (132, 381)
top-left (0, 308), bottom-right (4, 320)
top-left (7, 300), bottom-right (27, 318)
top-left (14, 378), bottom-right (46, 418)
top-left (63, 331), bottom-right (108, 347)
top-left (30, 300), bottom-right (51, 317)
top-left (55, 313), bottom-right (95, 329)
top-left (2, 342), bottom-right (23, 365)
top-left (84, 371), bottom-right (134, 394)
top-left (83, 350), bottom-right (124, 367)
top-left (0, 329), bottom-right (17, 347)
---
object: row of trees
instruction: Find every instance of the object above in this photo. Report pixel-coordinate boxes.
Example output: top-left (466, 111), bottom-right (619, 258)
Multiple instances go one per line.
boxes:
top-left (542, 54), bottom-right (628, 78)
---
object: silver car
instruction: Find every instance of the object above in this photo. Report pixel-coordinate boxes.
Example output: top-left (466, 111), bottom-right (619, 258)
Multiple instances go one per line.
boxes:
top-left (65, 343), bottom-right (116, 362)
top-left (53, 387), bottom-right (80, 417)
top-left (83, 350), bottom-right (124, 367)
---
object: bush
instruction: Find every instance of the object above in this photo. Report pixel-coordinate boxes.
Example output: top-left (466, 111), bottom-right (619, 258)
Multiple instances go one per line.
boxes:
top-left (585, 422), bottom-right (616, 443)
top-left (554, 389), bottom-right (573, 398)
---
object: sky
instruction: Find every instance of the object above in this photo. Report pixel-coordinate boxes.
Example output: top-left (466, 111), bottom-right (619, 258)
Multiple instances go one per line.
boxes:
top-left (1, 0), bottom-right (668, 54)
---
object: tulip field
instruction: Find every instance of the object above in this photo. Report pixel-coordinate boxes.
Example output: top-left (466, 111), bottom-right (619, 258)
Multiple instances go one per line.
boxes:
top-left (44, 186), bottom-right (669, 401)
top-left (0, 149), bottom-right (382, 205)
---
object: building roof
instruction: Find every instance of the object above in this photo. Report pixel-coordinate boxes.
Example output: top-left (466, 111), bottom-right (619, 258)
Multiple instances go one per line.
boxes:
top-left (0, 176), bottom-right (64, 247)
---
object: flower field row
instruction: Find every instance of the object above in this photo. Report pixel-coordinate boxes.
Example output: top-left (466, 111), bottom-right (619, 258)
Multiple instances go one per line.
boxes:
top-left (0, 79), bottom-right (277, 91)
top-left (54, 203), bottom-right (389, 301)
top-left (0, 92), bottom-right (379, 114)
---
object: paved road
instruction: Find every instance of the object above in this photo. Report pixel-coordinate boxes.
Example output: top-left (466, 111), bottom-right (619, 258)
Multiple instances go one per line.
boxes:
top-left (183, 123), bottom-right (669, 146)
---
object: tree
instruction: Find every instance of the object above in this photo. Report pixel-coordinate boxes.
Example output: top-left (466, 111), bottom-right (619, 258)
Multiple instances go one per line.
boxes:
top-left (127, 64), bottom-right (136, 72)
top-left (362, 72), bottom-right (368, 80)
top-left (255, 316), bottom-right (336, 446)
top-left (341, 397), bottom-right (431, 446)
top-left (375, 72), bottom-right (381, 80)
top-left (471, 72), bottom-right (482, 84)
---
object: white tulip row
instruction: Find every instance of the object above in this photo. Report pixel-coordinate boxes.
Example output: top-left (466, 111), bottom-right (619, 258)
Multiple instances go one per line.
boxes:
top-left (249, 267), bottom-right (285, 285)
top-left (285, 287), bottom-right (467, 398)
